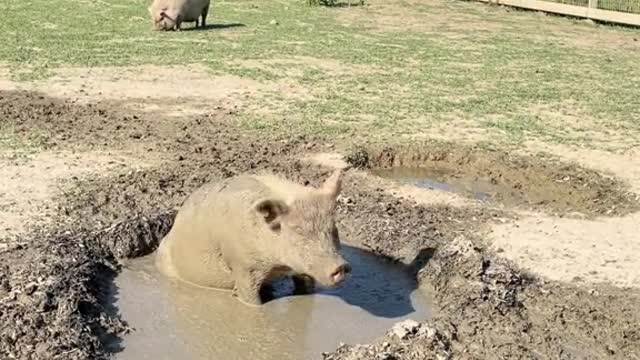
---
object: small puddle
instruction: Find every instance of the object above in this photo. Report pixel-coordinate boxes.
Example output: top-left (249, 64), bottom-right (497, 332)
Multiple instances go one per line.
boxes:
top-left (372, 167), bottom-right (494, 202)
top-left (109, 245), bottom-right (432, 360)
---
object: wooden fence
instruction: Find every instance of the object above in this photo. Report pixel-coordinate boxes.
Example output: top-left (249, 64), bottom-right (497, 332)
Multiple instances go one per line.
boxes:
top-left (476, 0), bottom-right (640, 26)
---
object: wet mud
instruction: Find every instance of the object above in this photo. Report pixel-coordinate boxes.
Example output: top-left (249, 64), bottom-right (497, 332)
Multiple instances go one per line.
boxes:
top-left (371, 167), bottom-right (494, 202)
top-left (1, 90), bottom-right (640, 360)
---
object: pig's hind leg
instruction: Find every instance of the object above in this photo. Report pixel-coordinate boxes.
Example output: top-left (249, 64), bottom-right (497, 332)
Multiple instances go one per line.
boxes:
top-left (201, 5), bottom-right (209, 28)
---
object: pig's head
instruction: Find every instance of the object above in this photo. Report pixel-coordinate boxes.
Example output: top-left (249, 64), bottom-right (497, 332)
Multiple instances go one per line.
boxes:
top-left (253, 170), bottom-right (351, 288)
top-left (149, 5), bottom-right (178, 31)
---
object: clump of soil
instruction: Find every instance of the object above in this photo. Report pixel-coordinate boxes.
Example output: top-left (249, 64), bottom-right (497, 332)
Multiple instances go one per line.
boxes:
top-left (347, 145), bottom-right (639, 216)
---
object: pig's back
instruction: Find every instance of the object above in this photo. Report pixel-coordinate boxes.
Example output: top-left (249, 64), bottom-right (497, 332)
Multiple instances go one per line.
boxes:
top-left (171, 176), bottom-right (268, 240)
top-left (184, 175), bottom-right (271, 211)
top-left (156, 176), bottom-right (266, 288)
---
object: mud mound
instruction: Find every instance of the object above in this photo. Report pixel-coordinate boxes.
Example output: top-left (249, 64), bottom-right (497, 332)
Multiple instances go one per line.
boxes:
top-left (346, 145), bottom-right (639, 216)
top-left (336, 177), bottom-right (507, 264)
top-left (0, 212), bottom-right (174, 360)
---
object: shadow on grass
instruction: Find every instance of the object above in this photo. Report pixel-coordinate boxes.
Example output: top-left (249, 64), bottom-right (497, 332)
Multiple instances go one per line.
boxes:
top-left (308, 1), bottom-right (367, 7)
top-left (182, 23), bottom-right (246, 32)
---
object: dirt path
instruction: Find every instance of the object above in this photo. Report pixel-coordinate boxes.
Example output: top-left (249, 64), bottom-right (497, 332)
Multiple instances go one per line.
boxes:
top-left (488, 211), bottom-right (640, 288)
top-left (0, 64), bottom-right (307, 118)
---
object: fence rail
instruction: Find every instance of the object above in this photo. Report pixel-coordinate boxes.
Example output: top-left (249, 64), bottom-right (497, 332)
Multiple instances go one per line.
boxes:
top-left (476, 0), bottom-right (640, 26)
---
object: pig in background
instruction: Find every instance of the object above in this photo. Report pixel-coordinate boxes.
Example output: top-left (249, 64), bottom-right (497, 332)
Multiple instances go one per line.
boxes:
top-left (155, 170), bottom-right (352, 306)
top-left (149, 0), bottom-right (211, 31)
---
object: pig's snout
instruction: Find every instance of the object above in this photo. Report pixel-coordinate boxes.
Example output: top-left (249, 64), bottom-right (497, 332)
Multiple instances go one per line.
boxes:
top-left (329, 263), bottom-right (351, 286)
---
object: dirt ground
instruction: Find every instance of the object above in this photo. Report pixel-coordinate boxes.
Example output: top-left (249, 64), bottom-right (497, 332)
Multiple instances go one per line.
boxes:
top-left (1, 85), bottom-right (639, 360)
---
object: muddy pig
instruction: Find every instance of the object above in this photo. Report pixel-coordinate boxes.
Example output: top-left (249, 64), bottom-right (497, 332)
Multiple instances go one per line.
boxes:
top-left (149, 0), bottom-right (210, 31)
top-left (155, 170), bottom-right (351, 306)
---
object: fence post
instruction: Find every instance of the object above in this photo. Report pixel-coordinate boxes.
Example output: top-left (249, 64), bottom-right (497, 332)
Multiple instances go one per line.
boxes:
top-left (588, 0), bottom-right (598, 9)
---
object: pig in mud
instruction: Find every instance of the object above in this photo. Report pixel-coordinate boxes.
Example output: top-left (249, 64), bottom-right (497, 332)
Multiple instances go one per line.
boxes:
top-left (155, 170), bottom-right (351, 306)
top-left (149, 0), bottom-right (211, 31)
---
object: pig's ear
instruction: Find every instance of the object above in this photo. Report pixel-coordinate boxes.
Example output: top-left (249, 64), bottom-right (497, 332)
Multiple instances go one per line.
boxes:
top-left (320, 169), bottom-right (343, 199)
top-left (254, 199), bottom-right (289, 231)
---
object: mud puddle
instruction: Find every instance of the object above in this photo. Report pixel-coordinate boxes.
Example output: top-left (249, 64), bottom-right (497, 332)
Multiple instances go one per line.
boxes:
top-left (110, 245), bottom-right (432, 360)
top-left (372, 167), bottom-right (493, 202)
top-left (349, 146), bottom-right (639, 216)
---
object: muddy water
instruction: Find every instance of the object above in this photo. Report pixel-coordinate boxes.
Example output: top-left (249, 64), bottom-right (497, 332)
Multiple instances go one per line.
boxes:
top-left (110, 245), bottom-right (432, 360)
top-left (372, 167), bottom-right (494, 201)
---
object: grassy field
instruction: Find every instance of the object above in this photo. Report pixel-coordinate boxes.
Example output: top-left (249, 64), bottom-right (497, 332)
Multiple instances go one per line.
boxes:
top-left (2, 0), bottom-right (639, 150)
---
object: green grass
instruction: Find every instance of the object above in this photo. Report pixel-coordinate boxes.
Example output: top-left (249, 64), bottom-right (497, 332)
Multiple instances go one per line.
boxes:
top-left (1, 0), bottom-right (639, 150)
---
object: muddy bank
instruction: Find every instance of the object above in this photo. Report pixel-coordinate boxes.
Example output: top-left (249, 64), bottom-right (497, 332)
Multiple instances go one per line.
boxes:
top-left (326, 234), bottom-right (640, 359)
top-left (2, 91), bottom-right (640, 359)
top-left (346, 145), bottom-right (639, 217)
top-left (326, 178), bottom-right (640, 359)
top-left (0, 212), bottom-right (173, 360)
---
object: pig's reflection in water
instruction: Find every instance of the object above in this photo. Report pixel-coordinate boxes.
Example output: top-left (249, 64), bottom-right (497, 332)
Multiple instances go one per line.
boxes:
top-left (113, 245), bottom-right (432, 360)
